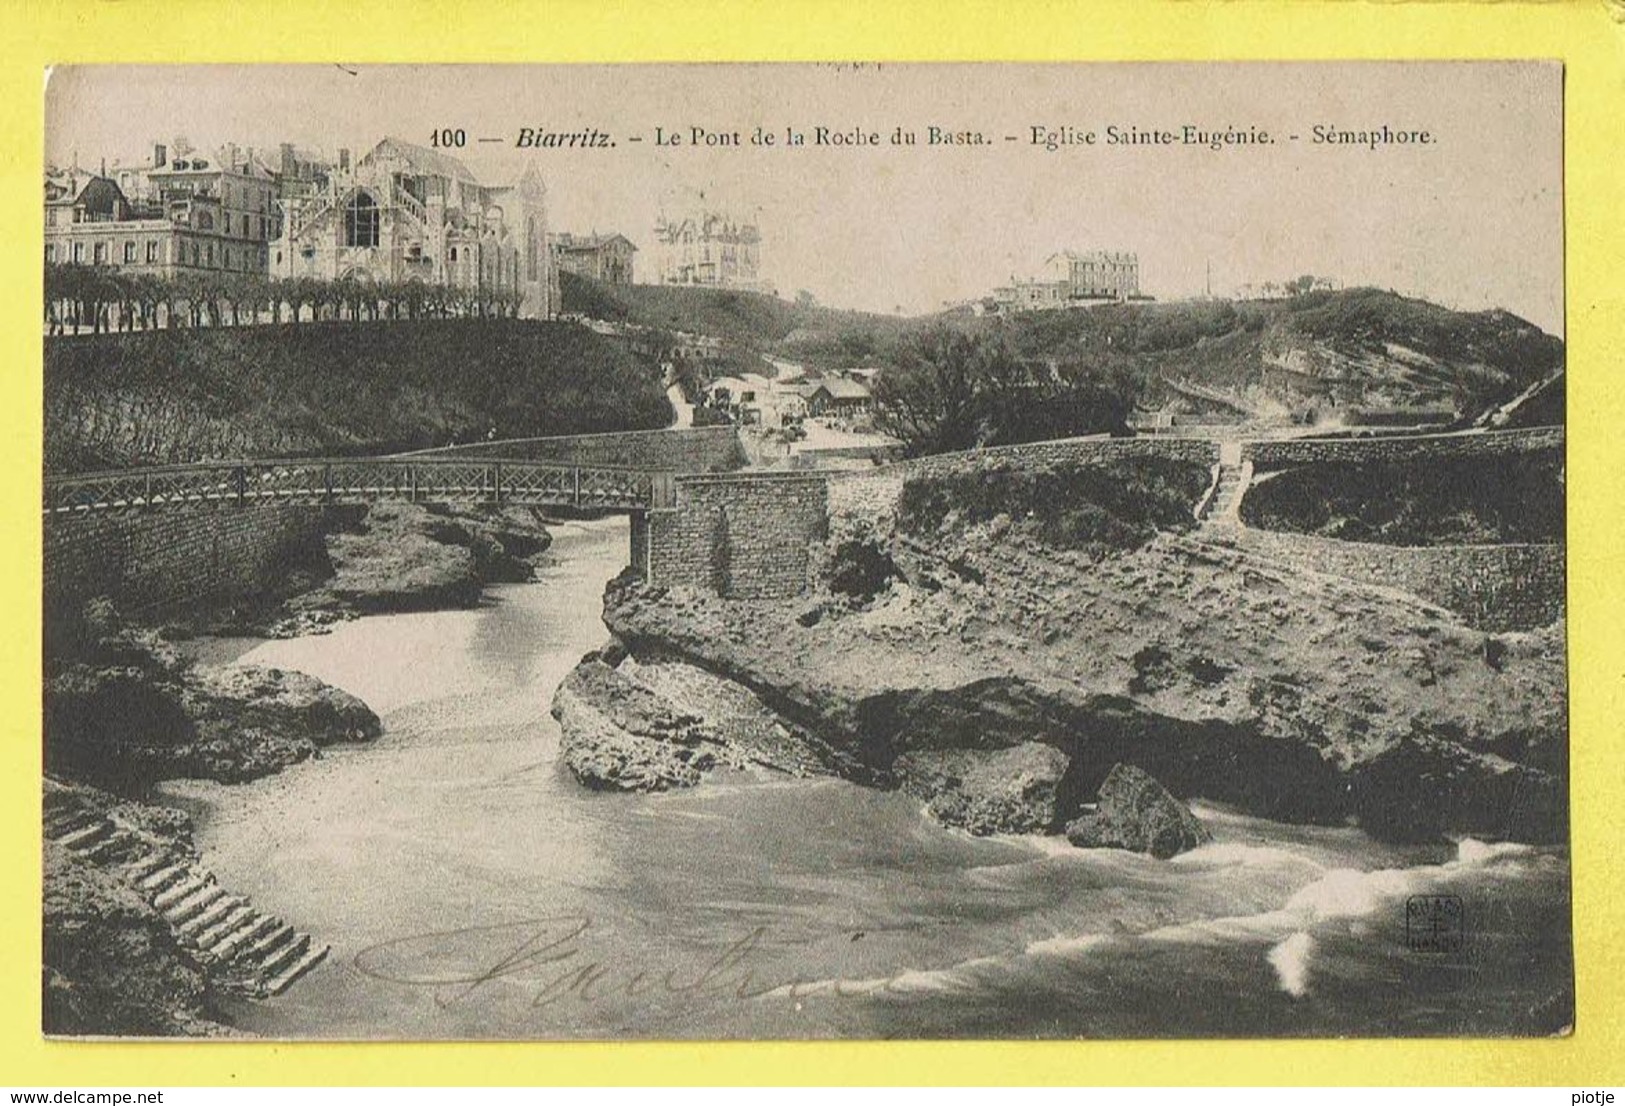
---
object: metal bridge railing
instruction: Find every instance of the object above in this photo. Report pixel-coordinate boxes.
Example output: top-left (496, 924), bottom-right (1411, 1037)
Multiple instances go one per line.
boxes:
top-left (44, 457), bottom-right (674, 516)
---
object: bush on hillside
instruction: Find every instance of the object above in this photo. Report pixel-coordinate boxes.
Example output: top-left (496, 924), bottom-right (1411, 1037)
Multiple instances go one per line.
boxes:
top-left (1239, 451), bottom-right (1565, 546)
top-left (898, 456), bottom-right (1210, 558)
top-left (45, 319), bottom-right (671, 471)
top-left (871, 327), bottom-right (1135, 457)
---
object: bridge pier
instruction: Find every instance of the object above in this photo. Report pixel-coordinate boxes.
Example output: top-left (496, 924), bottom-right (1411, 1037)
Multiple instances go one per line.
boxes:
top-left (628, 510), bottom-right (651, 581)
top-left (636, 473), bottom-right (828, 598)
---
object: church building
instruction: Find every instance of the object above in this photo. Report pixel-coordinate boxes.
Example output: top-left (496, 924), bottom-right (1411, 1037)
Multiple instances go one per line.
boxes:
top-left (271, 137), bottom-right (557, 318)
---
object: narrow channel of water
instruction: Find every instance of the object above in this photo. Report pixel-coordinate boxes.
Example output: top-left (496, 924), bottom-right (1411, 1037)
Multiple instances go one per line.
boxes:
top-left (158, 516), bottom-right (1572, 1039)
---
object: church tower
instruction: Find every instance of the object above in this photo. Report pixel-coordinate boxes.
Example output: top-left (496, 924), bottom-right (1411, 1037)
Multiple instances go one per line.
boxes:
top-left (517, 166), bottom-right (557, 319)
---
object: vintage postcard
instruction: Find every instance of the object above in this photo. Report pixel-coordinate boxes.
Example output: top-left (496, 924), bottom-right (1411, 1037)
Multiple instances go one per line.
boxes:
top-left (39, 61), bottom-right (1569, 1041)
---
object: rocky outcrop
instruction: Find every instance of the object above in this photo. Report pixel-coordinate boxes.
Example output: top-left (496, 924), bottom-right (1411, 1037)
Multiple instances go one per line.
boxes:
top-left (179, 664), bottom-right (382, 783)
top-left (45, 604), bottom-right (381, 793)
top-left (895, 743), bottom-right (1074, 835)
top-left (600, 520), bottom-right (1567, 843)
top-left (551, 658), bottom-right (714, 791)
top-left (310, 502), bottom-right (552, 615)
top-left (42, 780), bottom-right (230, 1037)
top-left (1064, 763), bottom-right (1211, 858)
top-left (551, 652), bottom-right (843, 792)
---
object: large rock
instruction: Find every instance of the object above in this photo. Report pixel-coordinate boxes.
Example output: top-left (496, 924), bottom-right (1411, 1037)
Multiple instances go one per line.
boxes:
top-left (894, 742), bottom-right (1073, 835)
top-left (186, 663), bottom-right (381, 747)
top-left (550, 658), bottom-right (725, 792)
top-left (45, 650), bottom-right (381, 793)
top-left (551, 674), bottom-right (711, 792)
top-left (313, 503), bottom-right (554, 613)
top-left (1065, 762), bottom-right (1211, 859)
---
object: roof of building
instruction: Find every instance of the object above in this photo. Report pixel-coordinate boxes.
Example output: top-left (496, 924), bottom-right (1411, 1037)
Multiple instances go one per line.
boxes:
top-left (1048, 249), bottom-right (1138, 263)
top-left (363, 136), bottom-right (480, 184)
top-left (149, 150), bottom-right (274, 179)
top-left (555, 232), bottom-right (637, 253)
top-left (821, 377), bottom-right (872, 400)
top-left (70, 176), bottom-right (128, 218)
top-left (654, 211), bottom-right (760, 244)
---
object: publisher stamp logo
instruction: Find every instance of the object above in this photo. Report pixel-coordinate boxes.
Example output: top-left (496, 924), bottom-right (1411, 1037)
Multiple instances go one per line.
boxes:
top-left (1406, 894), bottom-right (1466, 954)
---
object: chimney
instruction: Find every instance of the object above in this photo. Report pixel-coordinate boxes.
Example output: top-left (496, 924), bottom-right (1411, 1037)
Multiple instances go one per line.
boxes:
top-left (280, 142), bottom-right (295, 177)
top-left (338, 147), bottom-right (350, 171)
top-left (153, 143), bottom-right (167, 169)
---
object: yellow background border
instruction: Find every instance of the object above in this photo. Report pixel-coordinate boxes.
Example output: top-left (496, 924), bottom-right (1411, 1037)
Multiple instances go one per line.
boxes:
top-left (4, 0), bottom-right (1621, 1086)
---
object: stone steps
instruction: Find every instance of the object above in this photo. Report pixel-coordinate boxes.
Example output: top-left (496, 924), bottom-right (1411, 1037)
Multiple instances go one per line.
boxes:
top-left (45, 809), bottom-right (101, 840)
top-left (139, 862), bottom-right (190, 894)
top-left (1198, 460), bottom-right (1251, 529)
top-left (44, 807), bottom-right (329, 999)
top-left (252, 931), bottom-right (311, 979)
top-left (264, 943), bottom-right (330, 996)
top-left (167, 884), bottom-right (227, 926)
top-left (213, 914), bottom-right (279, 961)
top-left (197, 908), bottom-right (262, 955)
top-left (154, 873), bottom-right (213, 911)
top-left (180, 895), bottom-right (247, 939)
top-left (54, 820), bottom-right (113, 852)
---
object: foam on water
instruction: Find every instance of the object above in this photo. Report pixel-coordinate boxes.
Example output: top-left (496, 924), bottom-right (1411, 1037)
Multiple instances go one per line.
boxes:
top-left (984, 834), bottom-right (1545, 1000)
top-left (1267, 931), bottom-right (1316, 998)
top-left (1025, 933), bottom-right (1114, 958)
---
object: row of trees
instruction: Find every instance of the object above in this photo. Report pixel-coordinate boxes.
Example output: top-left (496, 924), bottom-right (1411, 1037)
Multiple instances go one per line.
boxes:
top-left (871, 327), bottom-right (1140, 456)
top-left (44, 263), bottom-right (525, 336)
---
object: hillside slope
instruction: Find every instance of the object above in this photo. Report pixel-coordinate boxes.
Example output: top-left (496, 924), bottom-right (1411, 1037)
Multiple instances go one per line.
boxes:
top-left (989, 290), bottom-right (1563, 424)
top-left (561, 272), bottom-right (912, 352)
top-left (565, 280), bottom-right (1562, 426)
top-left (45, 319), bottom-right (672, 472)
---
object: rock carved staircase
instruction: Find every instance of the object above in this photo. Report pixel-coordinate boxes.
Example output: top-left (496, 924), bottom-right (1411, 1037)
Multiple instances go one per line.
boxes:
top-left (45, 807), bottom-right (328, 998)
top-left (1197, 443), bottom-right (1251, 531)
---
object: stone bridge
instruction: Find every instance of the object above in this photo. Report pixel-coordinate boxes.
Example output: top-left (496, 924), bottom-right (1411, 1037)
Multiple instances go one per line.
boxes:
top-left (42, 438), bottom-right (831, 614)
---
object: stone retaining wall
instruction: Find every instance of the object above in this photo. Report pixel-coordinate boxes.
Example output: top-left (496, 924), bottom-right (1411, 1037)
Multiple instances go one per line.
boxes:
top-left (639, 473), bottom-right (828, 599)
top-left (870, 435), bottom-right (1221, 481)
top-left (1242, 427), bottom-right (1562, 470)
top-left (1230, 528), bottom-right (1564, 632)
top-left (44, 505), bottom-right (334, 616)
top-left (401, 426), bottom-right (745, 472)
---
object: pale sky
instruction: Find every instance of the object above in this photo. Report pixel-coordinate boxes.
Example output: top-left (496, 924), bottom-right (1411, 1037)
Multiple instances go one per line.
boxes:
top-left (46, 63), bottom-right (1564, 334)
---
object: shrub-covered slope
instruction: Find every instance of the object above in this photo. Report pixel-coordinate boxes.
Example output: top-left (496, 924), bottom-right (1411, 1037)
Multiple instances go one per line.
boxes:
top-left (566, 279), bottom-right (1562, 428)
top-left (45, 319), bottom-right (672, 472)
top-left (1240, 450), bottom-right (1566, 546)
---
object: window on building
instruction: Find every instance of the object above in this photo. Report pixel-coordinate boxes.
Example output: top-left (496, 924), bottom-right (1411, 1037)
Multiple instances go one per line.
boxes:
top-left (450, 246), bottom-right (458, 263)
top-left (124, 241), bottom-right (136, 263)
top-left (526, 216), bottom-right (539, 282)
top-left (344, 191), bottom-right (379, 248)
top-left (225, 249), bottom-right (233, 270)
top-left (197, 210), bottom-right (214, 231)
top-left (45, 244), bottom-right (55, 263)
top-left (93, 242), bottom-right (107, 264)
top-left (46, 208), bottom-right (58, 227)
top-left (275, 249), bottom-right (283, 265)
top-left (147, 240), bottom-right (159, 263)
top-left (72, 242), bottom-right (84, 263)
top-left (206, 243), bottom-right (214, 266)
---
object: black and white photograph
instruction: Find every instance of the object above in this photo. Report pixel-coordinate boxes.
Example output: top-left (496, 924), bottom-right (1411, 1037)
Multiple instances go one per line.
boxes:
top-left (40, 62), bottom-right (1569, 1040)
